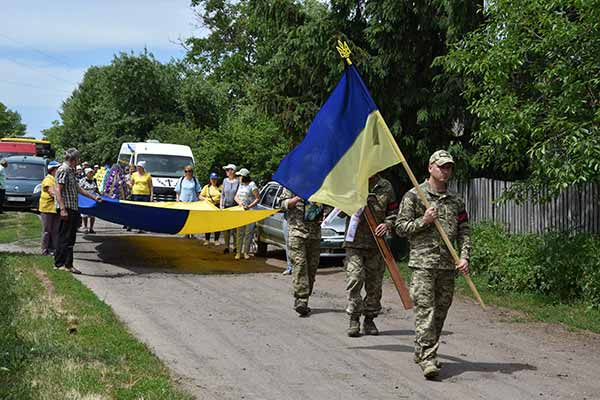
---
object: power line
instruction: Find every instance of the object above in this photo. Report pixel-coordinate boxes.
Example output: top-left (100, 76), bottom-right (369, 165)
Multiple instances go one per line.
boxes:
top-left (0, 32), bottom-right (76, 69)
top-left (0, 79), bottom-right (73, 95)
top-left (2, 57), bottom-right (79, 86)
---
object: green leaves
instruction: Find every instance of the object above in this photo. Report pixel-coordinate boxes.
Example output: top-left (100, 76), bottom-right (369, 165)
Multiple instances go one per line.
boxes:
top-left (440, 0), bottom-right (600, 200)
top-left (0, 102), bottom-right (26, 137)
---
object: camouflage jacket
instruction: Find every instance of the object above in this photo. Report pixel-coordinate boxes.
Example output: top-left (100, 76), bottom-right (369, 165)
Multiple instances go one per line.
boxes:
top-left (280, 189), bottom-right (322, 240)
top-left (344, 177), bottom-right (396, 250)
top-left (395, 180), bottom-right (471, 270)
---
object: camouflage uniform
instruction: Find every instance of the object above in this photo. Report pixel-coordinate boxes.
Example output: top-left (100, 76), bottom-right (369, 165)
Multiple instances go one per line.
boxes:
top-left (344, 177), bottom-right (396, 319)
top-left (395, 180), bottom-right (471, 364)
top-left (280, 189), bottom-right (322, 306)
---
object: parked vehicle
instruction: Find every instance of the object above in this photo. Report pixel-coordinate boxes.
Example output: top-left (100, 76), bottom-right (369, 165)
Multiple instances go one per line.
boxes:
top-left (117, 140), bottom-right (195, 201)
top-left (0, 138), bottom-right (55, 158)
top-left (255, 181), bottom-right (347, 260)
top-left (0, 141), bottom-right (36, 159)
top-left (3, 155), bottom-right (47, 211)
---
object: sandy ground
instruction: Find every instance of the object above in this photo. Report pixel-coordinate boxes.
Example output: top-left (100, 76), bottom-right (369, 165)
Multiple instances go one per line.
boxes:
top-left (48, 221), bottom-right (600, 400)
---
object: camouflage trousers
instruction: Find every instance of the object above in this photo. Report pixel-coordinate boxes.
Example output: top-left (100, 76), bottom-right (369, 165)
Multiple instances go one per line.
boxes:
top-left (410, 268), bottom-right (456, 362)
top-left (345, 247), bottom-right (385, 318)
top-left (289, 235), bottom-right (320, 299)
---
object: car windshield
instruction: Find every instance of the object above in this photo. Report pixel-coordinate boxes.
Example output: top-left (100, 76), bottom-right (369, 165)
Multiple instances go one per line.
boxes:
top-left (136, 154), bottom-right (193, 178)
top-left (5, 163), bottom-right (45, 180)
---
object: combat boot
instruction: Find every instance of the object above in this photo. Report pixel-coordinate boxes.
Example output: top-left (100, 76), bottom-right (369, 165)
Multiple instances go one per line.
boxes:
top-left (414, 354), bottom-right (441, 368)
top-left (347, 315), bottom-right (361, 337)
top-left (362, 317), bottom-right (379, 336)
top-left (294, 298), bottom-right (311, 316)
top-left (420, 360), bottom-right (440, 380)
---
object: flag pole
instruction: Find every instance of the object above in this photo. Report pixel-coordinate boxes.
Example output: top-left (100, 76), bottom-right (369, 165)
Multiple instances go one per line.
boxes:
top-left (336, 40), bottom-right (485, 309)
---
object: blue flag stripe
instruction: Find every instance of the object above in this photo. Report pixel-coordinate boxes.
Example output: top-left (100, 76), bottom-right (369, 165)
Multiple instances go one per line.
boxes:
top-left (272, 65), bottom-right (377, 199)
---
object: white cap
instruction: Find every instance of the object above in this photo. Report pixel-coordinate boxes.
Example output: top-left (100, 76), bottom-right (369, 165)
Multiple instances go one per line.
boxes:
top-left (136, 161), bottom-right (146, 168)
top-left (76, 165), bottom-right (82, 170)
top-left (235, 168), bottom-right (250, 177)
top-left (84, 167), bottom-right (94, 175)
top-left (222, 163), bottom-right (237, 171)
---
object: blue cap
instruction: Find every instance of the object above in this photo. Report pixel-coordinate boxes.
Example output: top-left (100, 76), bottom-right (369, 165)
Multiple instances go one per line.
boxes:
top-left (209, 172), bottom-right (218, 179)
top-left (48, 161), bottom-right (60, 169)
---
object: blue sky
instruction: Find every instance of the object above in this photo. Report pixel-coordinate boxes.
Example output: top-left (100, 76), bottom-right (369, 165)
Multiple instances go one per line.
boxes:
top-left (0, 0), bottom-right (204, 138)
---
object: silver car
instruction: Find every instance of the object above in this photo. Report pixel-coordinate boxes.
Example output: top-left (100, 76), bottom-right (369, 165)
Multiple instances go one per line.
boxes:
top-left (255, 182), bottom-right (346, 259)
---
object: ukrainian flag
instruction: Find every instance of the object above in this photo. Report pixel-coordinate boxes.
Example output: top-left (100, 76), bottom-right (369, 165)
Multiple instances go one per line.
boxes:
top-left (272, 65), bottom-right (403, 215)
top-left (78, 195), bottom-right (277, 234)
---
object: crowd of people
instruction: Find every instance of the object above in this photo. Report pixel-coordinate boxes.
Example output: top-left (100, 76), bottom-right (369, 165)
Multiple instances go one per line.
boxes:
top-left (35, 148), bottom-right (264, 266)
top-left (31, 146), bottom-right (469, 380)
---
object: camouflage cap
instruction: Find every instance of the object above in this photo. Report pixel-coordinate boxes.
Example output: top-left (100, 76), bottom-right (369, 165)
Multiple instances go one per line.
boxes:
top-left (429, 150), bottom-right (454, 166)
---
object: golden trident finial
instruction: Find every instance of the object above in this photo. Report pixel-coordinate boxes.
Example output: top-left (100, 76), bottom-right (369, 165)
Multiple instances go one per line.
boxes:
top-left (336, 40), bottom-right (352, 65)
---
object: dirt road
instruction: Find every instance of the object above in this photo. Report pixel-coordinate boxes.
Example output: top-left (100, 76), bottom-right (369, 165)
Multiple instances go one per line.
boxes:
top-left (71, 221), bottom-right (600, 400)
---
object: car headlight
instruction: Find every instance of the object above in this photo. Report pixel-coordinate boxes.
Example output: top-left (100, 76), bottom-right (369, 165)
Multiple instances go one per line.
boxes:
top-left (33, 184), bottom-right (42, 194)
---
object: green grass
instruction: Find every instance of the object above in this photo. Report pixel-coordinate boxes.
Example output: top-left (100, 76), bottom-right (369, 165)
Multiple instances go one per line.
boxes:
top-left (0, 211), bottom-right (41, 244)
top-left (390, 261), bottom-right (600, 334)
top-left (0, 252), bottom-right (193, 400)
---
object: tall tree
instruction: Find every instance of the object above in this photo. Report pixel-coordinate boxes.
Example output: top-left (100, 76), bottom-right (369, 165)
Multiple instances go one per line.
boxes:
top-left (0, 102), bottom-right (27, 137)
top-left (440, 0), bottom-right (600, 200)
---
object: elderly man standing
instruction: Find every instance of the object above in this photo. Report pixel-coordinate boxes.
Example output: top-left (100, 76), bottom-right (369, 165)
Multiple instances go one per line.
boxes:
top-left (0, 158), bottom-right (7, 214)
top-left (54, 148), bottom-right (102, 274)
top-left (395, 150), bottom-right (471, 379)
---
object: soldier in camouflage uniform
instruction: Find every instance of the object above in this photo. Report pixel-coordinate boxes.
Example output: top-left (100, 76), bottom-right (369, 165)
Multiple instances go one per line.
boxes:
top-left (395, 150), bottom-right (471, 379)
top-left (344, 175), bottom-right (396, 337)
top-left (280, 188), bottom-right (323, 316)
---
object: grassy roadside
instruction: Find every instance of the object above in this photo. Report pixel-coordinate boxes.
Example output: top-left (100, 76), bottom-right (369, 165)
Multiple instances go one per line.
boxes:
top-left (0, 252), bottom-right (192, 400)
top-left (392, 262), bottom-right (600, 334)
top-left (0, 211), bottom-right (41, 244)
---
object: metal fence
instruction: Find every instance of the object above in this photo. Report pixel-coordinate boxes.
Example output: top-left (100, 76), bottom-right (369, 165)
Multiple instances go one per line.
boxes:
top-left (450, 178), bottom-right (600, 234)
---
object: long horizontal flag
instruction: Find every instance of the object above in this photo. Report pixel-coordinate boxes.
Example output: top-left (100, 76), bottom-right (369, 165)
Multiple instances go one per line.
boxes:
top-left (272, 64), bottom-right (404, 215)
top-left (78, 195), bottom-right (277, 234)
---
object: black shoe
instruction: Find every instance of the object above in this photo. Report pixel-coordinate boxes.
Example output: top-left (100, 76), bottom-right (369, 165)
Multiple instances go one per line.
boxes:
top-left (294, 299), bottom-right (311, 317)
top-left (362, 317), bottom-right (379, 336)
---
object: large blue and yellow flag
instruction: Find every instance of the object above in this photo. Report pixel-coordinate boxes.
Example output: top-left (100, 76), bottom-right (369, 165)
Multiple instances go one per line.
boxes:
top-left (272, 64), bottom-right (404, 215)
top-left (78, 195), bottom-right (277, 234)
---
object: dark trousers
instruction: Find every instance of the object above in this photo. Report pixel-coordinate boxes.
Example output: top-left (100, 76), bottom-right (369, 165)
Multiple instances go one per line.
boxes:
top-left (205, 231), bottom-right (221, 241)
top-left (131, 194), bottom-right (150, 202)
top-left (0, 188), bottom-right (5, 213)
top-left (54, 209), bottom-right (81, 268)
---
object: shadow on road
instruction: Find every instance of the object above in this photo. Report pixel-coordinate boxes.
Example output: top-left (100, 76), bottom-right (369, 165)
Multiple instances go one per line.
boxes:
top-left (78, 234), bottom-right (282, 275)
top-left (347, 343), bottom-right (536, 379)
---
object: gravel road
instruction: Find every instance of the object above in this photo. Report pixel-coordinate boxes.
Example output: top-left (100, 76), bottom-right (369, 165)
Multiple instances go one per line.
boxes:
top-left (69, 221), bottom-right (600, 400)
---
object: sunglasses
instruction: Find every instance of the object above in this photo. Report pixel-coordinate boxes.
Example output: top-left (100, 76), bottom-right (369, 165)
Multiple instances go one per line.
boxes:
top-left (184, 170), bottom-right (193, 173)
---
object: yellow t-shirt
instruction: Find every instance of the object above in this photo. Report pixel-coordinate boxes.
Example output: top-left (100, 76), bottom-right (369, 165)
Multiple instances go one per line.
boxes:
top-left (201, 184), bottom-right (222, 206)
top-left (131, 172), bottom-right (152, 195)
top-left (38, 175), bottom-right (56, 213)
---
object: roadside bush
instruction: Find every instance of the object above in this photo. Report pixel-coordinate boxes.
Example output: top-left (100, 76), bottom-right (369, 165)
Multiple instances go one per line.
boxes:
top-left (471, 222), bottom-right (600, 308)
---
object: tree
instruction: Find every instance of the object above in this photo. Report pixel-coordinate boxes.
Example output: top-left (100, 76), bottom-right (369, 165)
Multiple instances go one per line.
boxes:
top-left (440, 0), bottom-right (600, 200)
top-left (186, 0), bottom-right (483, 182)
top-left (0, 102), bottom-right (26, 136)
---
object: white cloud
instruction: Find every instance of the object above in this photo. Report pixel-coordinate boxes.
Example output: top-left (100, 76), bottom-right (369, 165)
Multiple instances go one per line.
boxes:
top-left (0, 0), bottom-right (202, 51)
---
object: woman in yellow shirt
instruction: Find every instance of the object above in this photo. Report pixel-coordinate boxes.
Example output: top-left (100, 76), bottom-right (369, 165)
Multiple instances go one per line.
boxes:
top-left (129, 161), bottom-right (153, 233)
top-left (39, 161), bottom-right (60, 255)
top-left (200, 172), bottom-right (222, 245)
top-left (130, 161), bottom-right (153, 202)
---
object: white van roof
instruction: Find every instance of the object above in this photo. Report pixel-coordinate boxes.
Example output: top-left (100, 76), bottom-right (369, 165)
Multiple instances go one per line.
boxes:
top-left (134, 142), bottom-right (193, 158)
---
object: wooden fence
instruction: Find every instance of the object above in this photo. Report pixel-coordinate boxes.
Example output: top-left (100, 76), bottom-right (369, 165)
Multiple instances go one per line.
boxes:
top-left (450, 178), bottom-right (600, 234)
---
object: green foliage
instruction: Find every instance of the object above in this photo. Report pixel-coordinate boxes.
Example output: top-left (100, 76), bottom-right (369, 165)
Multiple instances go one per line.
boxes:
top-left (194, 104), bottom-right (287, 184)
top-left (186, 0), bottom-right (482, 180)
top-left (0, 102), bottom-right (26, 136)
top-left (47, 52), bottom-right (223, 164)
top-left (471, 222), bottom-right (600, 308)
top-left (440, 0), bottom-right (600, 200)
